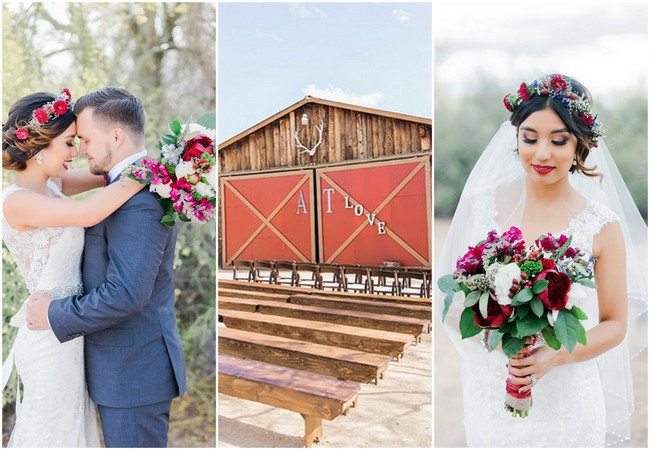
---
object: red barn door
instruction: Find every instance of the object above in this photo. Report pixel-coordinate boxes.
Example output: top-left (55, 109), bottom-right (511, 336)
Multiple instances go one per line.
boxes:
top-left (316, 157), bottom-right (431, 267)
top-left (221, 170), bottom-right (315, 266)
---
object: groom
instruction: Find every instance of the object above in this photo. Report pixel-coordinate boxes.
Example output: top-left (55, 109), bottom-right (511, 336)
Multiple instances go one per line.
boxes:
top-left (26, 87), bottom-right (186, 447)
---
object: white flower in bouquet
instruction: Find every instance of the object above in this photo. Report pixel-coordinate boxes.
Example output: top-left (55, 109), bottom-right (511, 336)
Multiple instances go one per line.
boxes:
top-left (202, 168), bottom-right (216, 189)
top-left (494, 262), bottom-right (521, 305)
top-left (565, 283), bottom-right (587, 310)
top-left (175, 160), bottom-right (196, 179)
top-left (194, 180), bottom-right (215, 198)
top-left (182, 123), bottom-right (216, 141)
top-left (150, 183), bottom-right (172, 198)
top-left (547, 309), bottom-right (560, 326)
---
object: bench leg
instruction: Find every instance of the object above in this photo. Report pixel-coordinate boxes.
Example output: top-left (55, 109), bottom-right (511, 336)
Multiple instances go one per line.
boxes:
top-left (300, 414), bottom-right (323, 448)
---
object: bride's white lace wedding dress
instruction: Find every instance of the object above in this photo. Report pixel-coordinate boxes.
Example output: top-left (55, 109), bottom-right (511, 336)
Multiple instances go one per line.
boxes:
top-left (459, 196), bottom-right (622, 447)
top-left (2, 179), bottom-right (100, 447)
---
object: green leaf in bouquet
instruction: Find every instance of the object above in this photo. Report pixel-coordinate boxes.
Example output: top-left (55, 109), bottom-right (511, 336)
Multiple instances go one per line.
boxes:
top-left (516, 303), bottom-right (530, 319)
top-left (441, 291), bottom-right (455, 322)
top-left (572, 305), bottom-right (588, 320)
top-left (159, 198), bottom-right (175, 215)
top-left (478, 291), bottom-right (489, 318)
top-left (161, 214), bottom-right (176, 228)
top-left (532, 279), bottom-right (549, 294)
top-left (463, 290), bottom-right (481, 307)
top-left (161, 134), bottom-right (177, 145)
top-left (197, 112), bottom-right (217, 130)
top-left (460, 308), bottom-right (482, 339)
top-left (516, 314), bottom-right (546, 337)
top-left (170, 119), bottom-right (182, 135)
top-left (541, 326), bottom-right (562, 350)
top-left (511, 288), bottom-right (533, 305)
top-left (460, 283), bottom-right (471, 296)
top-left (577, 278), bottom-right (598, 289)
top-left (554, 309), bottom-right (580, 352)
top-left (530, 296), bottom-right (544, 318)
top-left (553, 234), bottom-right (572, 258)
top-left (502, 334), bottom-right (526, 359)
top-left (437, 274), bottom-right (458, 293)
top-left (489, 330), bottom-right (503, 351)
top-left (577, 322), bottom-right (587, 346)
top-left (178, 214), bottom-right (191, 222)
top-left (184, 130), bottom-right (202, 141)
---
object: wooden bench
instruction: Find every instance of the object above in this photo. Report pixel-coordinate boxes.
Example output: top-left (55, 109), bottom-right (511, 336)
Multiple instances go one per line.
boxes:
top-left (219, 354), bottom-right (359, 447)
top-left (219, 279), bottom-right (432, 306)
top-left (219, 327), bottom-right (390, 384)
top-left (219, 296), bottom-right (430, 338)
top-left (288, 294), bottom-right (432, 321)
top-left (219, 309), bottom-right (414, 358)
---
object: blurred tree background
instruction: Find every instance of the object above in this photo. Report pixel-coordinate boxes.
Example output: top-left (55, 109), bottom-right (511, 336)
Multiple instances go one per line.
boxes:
top-left (2, 3), bottom-right (215, 446)
top-left (434, 76), bottom-right (648, 220)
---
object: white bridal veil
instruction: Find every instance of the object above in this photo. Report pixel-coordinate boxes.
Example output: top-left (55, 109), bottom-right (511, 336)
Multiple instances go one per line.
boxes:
top-left (436, 121), bottom-right (648, 446)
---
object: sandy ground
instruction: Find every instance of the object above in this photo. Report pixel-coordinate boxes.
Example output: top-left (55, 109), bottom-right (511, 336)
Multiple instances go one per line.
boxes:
top-left (217, 272), bottom-right (432, 448)
top-left (433, 219), bottom-right (648, 447)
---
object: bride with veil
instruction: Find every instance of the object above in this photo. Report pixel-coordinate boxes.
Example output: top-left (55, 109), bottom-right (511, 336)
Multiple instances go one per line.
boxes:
top-left (437, 74), bottom-right (647, 447)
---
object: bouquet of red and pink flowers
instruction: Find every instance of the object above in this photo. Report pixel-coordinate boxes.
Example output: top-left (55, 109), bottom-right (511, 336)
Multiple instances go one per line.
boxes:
top-left (124, 119), bottom-right (216, 227)
top-left (438, 226), bottom-right (596, 417)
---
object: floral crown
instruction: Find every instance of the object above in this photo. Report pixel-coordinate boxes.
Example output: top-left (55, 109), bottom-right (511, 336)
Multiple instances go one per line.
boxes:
top-left (14, 88), bottom-right (73, 141)
top-left (503, 75), bottom-right (604, 147)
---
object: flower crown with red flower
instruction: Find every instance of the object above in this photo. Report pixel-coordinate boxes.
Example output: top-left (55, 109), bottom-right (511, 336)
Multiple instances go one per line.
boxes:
top-left (14, 88), bottom-right (74, 141)
top-left (503, 75), bottom-right (605, 147)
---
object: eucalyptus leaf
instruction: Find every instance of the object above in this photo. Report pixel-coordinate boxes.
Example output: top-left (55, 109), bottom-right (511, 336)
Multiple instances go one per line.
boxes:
top-left (463, 290), bottom-right (481, 307)
top-left (437, 274), bottom-right (458, 293)
top-left (577, 278), bottom-right (598, 289)
top-left (441, 291), bottom-right (455, 322)
top-left (489, 330), bottom-right (503, 351)
top-left (511, 288), bottom-right (533, 305)
top-left (478, 291), bottom-right (489, 318)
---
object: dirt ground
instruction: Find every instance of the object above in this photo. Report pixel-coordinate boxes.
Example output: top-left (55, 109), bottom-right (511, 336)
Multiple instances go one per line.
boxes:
top-left (217, 273), bottom-right (432, 448)
top-left (433, 218), bottom-right (648, 447)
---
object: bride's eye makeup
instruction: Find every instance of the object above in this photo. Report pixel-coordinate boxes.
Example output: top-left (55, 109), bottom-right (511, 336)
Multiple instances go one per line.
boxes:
top-left (522, 136), bottom-right (537, 144)
top-left (552, 139), bottom-right (568, 146)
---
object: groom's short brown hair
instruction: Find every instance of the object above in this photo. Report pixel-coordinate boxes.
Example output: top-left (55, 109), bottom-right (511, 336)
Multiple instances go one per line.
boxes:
top-left (74, 86), bottom-right (146, 140)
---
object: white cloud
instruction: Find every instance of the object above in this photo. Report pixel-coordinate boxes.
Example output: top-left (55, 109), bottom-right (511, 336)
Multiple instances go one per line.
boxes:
top-left (288, 4), bottom-right (326, 18)
top-left (253, 32), bottom-right (282, 42)
top-left (303, 84), bottom-right (384, 107)
top-left (392, 9), bottom-right (410, 24)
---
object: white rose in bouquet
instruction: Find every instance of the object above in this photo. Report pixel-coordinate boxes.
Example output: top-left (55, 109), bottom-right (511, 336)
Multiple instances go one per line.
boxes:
top-left (565, 283), bottom-right (587, 310)
top-left (175, 160), bottom-right (196, 179)
top-left (494, 263), bottom-right (521, 305)
top-left (150, 183), bottom-right (172, 198)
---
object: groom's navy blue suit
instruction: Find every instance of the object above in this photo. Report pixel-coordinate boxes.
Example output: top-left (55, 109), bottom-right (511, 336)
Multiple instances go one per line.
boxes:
top-left (48, 177), bottom-right (186, 447)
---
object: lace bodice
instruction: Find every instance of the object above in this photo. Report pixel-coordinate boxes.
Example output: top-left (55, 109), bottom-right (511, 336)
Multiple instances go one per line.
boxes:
top-left (2, 180), bottom-right (84, 295)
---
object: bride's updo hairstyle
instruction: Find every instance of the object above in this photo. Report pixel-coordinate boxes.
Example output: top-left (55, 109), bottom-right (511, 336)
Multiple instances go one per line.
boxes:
top-left (508, 74), bottom-right (601, 178)
top-left (2, 92), bottom-right (76, 171)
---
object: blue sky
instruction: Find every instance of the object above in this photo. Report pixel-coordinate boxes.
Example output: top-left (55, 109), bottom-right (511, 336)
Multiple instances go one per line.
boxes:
top-left (218, 2), bottom-right (432, 142)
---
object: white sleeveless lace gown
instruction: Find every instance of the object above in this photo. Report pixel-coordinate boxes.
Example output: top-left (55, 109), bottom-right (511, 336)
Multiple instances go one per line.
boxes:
top-left (460, 199), bottom-right (617, 447)
top-left (2, 180), bottom-right (100, 447)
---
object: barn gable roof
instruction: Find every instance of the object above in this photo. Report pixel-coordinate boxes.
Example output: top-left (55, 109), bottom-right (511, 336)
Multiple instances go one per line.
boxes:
top-left (219, 96), bottom-right (432, 149)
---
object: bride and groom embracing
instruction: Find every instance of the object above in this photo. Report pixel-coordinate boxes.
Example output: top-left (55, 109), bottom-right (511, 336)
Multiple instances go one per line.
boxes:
top-left (2, 86), bottom-right (186, 447)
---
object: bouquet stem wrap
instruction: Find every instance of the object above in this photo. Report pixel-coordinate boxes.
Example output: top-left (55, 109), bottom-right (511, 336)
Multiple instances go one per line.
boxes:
top-left (504, 335), bottom-right (538, 418)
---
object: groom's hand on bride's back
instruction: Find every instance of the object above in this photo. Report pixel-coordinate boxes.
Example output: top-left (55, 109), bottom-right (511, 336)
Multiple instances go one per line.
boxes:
top-left (27, 293), bottom-right (53, 330)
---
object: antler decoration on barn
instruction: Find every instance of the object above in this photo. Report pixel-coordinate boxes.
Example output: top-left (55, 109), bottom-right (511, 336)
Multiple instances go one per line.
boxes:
top-left (294, 119), bottom-right (324, 157)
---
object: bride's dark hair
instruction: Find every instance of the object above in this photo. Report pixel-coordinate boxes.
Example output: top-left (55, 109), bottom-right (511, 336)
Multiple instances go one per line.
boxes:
top-left (509, 74), bottom-right (601, 178)
top-left (2, 92), bottom-right (76, 171)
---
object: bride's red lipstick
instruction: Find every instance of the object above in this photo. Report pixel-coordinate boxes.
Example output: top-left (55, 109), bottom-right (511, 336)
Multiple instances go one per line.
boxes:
top-left (532, 164), bottom-right (555, 175)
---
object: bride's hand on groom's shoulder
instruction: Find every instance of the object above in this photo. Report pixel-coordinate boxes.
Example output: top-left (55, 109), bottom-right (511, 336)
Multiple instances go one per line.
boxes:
top-left (26, 293), bottom-right (53, 331)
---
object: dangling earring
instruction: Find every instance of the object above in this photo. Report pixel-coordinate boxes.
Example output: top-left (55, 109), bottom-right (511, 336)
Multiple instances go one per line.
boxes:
top-left (572, 156), bottom-right (577, 167)
top-left (35, 152), bottom-right (44, 165)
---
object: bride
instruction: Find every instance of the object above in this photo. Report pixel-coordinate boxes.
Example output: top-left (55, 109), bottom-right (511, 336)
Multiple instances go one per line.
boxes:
top-left (2, 90), bottom-right (144, 446)
top-left (437, 74), bottom-right (647, 446)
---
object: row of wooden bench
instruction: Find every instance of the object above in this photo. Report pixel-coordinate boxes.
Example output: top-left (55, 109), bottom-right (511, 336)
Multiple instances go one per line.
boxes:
top-left (230, 260), bottom-right (432, 297)
top-left (217, 279), bottom-right (432, 447)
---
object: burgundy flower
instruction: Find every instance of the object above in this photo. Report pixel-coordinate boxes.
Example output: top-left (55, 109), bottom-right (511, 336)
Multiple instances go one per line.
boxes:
top-left (540, 258), bottom-right (556, 270)
top-left (182, 134), bottom-right (213, 161)
top-left (564, 247), bottom-right (577, 258)
top-left (503, 94), bottom-right (514, 112)
top-left (550, 75), bottom-right (567, 92)
top-left (33, 108), bottom-right (48, 124)
top-left (62, 88), bottom-right (71, 99)
top-left (456, 243), bottom-right (486, 276)
top-left (53, 100), bottom-right (68, 115)
top-left (471, 296), bottom-right (513, 328)
top-left (15, 128), bottom-right (29, 140)
top-left (518, 83), bottom-right (530, 101)
top-left (579, 112), bottom-right (594, 127)
top-left (535, 269), bottom-right (571, 310)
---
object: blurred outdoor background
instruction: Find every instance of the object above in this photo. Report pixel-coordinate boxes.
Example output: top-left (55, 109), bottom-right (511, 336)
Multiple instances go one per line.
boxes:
top-left (434, 2), bottom-right (647, 447)
top-left (2, 3), bottom-right (215, 447)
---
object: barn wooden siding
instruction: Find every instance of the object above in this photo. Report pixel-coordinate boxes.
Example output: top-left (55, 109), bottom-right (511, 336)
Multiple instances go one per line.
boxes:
top-left (219, 98), bottom-right (432, 173)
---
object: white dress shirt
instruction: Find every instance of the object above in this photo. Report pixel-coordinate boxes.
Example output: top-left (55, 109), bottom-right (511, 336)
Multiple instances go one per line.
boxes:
top-left (108, 149), bottom-right (148, 182)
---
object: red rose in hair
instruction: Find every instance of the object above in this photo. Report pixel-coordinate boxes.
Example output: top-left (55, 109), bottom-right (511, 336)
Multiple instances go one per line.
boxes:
top-left (550, 75), bottom-right (567, 92)
top-left (518, 83), bottom-right (530, 101)
top-left (33, 108), bottom-right (48, 124)
top-left (503, 95), bottom-right (514, 112)
top-left (579, 112), bottom-right (594, 127)
top-left (62, 88), bottom-right (71, 99)
top-left (471, 295), bottom-right (513, 328)
top-left (535, 269), bottom-right (571, 310)
top-left (15, 128), bottom-right (29, 140)
top-left (182, 134), bottom-right (213, 161)
top-left (53, 100), bottom-right (68, 115)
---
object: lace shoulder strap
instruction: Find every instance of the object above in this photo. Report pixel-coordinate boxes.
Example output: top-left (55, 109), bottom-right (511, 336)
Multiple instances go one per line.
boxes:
top-left (578, 199), bottom-right (620, 238)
